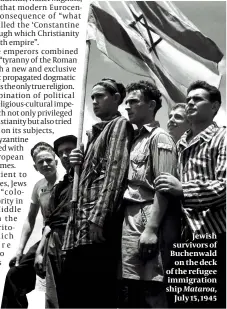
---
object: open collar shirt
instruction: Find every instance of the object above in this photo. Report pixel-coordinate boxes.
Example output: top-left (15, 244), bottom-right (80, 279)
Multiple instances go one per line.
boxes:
top-left (122, 123), bottom-right (178, 282)
top-left (124, 123), bottom-right (177, 203)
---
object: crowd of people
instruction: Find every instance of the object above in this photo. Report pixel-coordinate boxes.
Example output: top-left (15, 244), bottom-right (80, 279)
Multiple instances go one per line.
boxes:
top-left (1, 79), bottom-right (226, 308)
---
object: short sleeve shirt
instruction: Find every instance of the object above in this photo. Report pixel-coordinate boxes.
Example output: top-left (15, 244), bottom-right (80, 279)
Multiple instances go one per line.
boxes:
top-left (31, 178), bottom-right (56, 222)
top-left (124, 125), bottom-right (177, 203)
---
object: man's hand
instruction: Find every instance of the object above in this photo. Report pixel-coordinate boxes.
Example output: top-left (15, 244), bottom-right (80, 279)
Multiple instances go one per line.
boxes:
top-left (89, 223), bottom-right (106, 243)
top-left (154, 173), bottom-right (183, 197)
top-left (43, 225), bottom-right (51, 238)
top-left (34, 254), bottom-right (45, 279)
top-left (138, 229), bottom-right (158, 261)
top-left (69, 144), bottom-right (84, 167)
top-left (9, 250), bottom-right (23, 267)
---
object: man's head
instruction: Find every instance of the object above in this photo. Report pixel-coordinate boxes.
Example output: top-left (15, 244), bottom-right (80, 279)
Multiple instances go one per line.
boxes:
top-left (125, 80), bottom-right (162, 128)
top-left (167, 103), bottom-right (190, 142)
top-left (91, 78), bottom-right (126, 120)
top-left (186, 80), bottom-right (221, 123)
top-left (31, 142), bottom-right (57, 179)
top-left (54, 135), bottom-right (77, 171)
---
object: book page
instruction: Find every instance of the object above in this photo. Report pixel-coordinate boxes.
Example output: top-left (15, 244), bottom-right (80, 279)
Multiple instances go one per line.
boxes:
top-left (0, 1), bottom-right (225, 308)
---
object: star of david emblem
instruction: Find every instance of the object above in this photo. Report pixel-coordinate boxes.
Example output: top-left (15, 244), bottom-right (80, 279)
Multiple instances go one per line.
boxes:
top-left (128, 9), bottom-right (162, 58)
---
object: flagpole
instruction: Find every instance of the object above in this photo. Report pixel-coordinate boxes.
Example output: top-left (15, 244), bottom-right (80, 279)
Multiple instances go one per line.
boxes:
top-left (72, 40), bottom-right (91, 202)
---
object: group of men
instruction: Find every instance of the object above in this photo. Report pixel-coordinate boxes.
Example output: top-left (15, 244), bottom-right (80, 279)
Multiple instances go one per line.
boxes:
top-left (1, 79), bottom-right (226, 308)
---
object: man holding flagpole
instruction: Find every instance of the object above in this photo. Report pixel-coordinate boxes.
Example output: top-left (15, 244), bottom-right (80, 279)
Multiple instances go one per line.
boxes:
top-left (62, 78), bottom-right (133, 308)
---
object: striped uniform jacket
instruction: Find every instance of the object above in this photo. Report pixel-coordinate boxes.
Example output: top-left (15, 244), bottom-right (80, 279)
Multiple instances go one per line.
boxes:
top-left (177, 122), bottom-right (226, 235)
top-left (62, 113), bottom-right (133, 250)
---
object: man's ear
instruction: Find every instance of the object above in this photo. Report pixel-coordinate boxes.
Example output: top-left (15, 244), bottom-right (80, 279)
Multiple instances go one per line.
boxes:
top-left (148, 99), bottom-right (156, 111)
top-left (33, 164), bottom-right (38, 171)
top-left (212, 101), bottom-right (220, 115)
top-left (113, 92), bottom-right (121, 105)
top-left (55, 159), bottom-right (58, 166)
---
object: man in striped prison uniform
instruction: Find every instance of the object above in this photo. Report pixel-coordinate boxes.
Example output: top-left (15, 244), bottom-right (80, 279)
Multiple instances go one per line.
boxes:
top-left (155, 80), bottom-right (226, 308)
top-left (61, 78), bottom-right (134, 308)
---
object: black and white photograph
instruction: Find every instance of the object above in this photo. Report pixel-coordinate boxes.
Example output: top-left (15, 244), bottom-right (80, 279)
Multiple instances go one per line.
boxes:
top-left (0, 1), bottom-right (226, 308)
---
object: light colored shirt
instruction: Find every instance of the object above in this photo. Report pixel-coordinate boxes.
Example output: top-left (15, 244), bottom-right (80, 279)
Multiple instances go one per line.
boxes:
top-left (122, 124), bottom-right (179, 281)
top-left (31, 177), bottom-right (60, 222)
top-left (124, 124), bottom-right (177, 202)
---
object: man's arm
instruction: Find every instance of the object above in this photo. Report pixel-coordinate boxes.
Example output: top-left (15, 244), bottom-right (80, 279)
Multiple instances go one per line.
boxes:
top-left (155, 134), bottom-right (226, 210)
top-left (10, 202), bottom-right (40, 266)
top-left (139, 132), bottom-right (177, 260)
top-left (34, 225), bottom-right (51, 278)
top-left (88, 119), bottom-right (133, 240)
top-left (181, 135), bottom-right (225, 208)
top-left (139, 192), bottom-right (168, 260)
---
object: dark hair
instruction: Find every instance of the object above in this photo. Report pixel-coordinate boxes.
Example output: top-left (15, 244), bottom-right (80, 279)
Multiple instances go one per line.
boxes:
top-left (31, 142), bottom-right (55, 162)
top-left (126, 80), bottom-right (162, 115)
top-left (93, 78), bottom-right (126, 104)
top-left (53, 135), bottom-right (77, 156)
top-left (187, 80), bottom-right (221, 104)
top-left (171, 103), bottom-right (187, 111)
